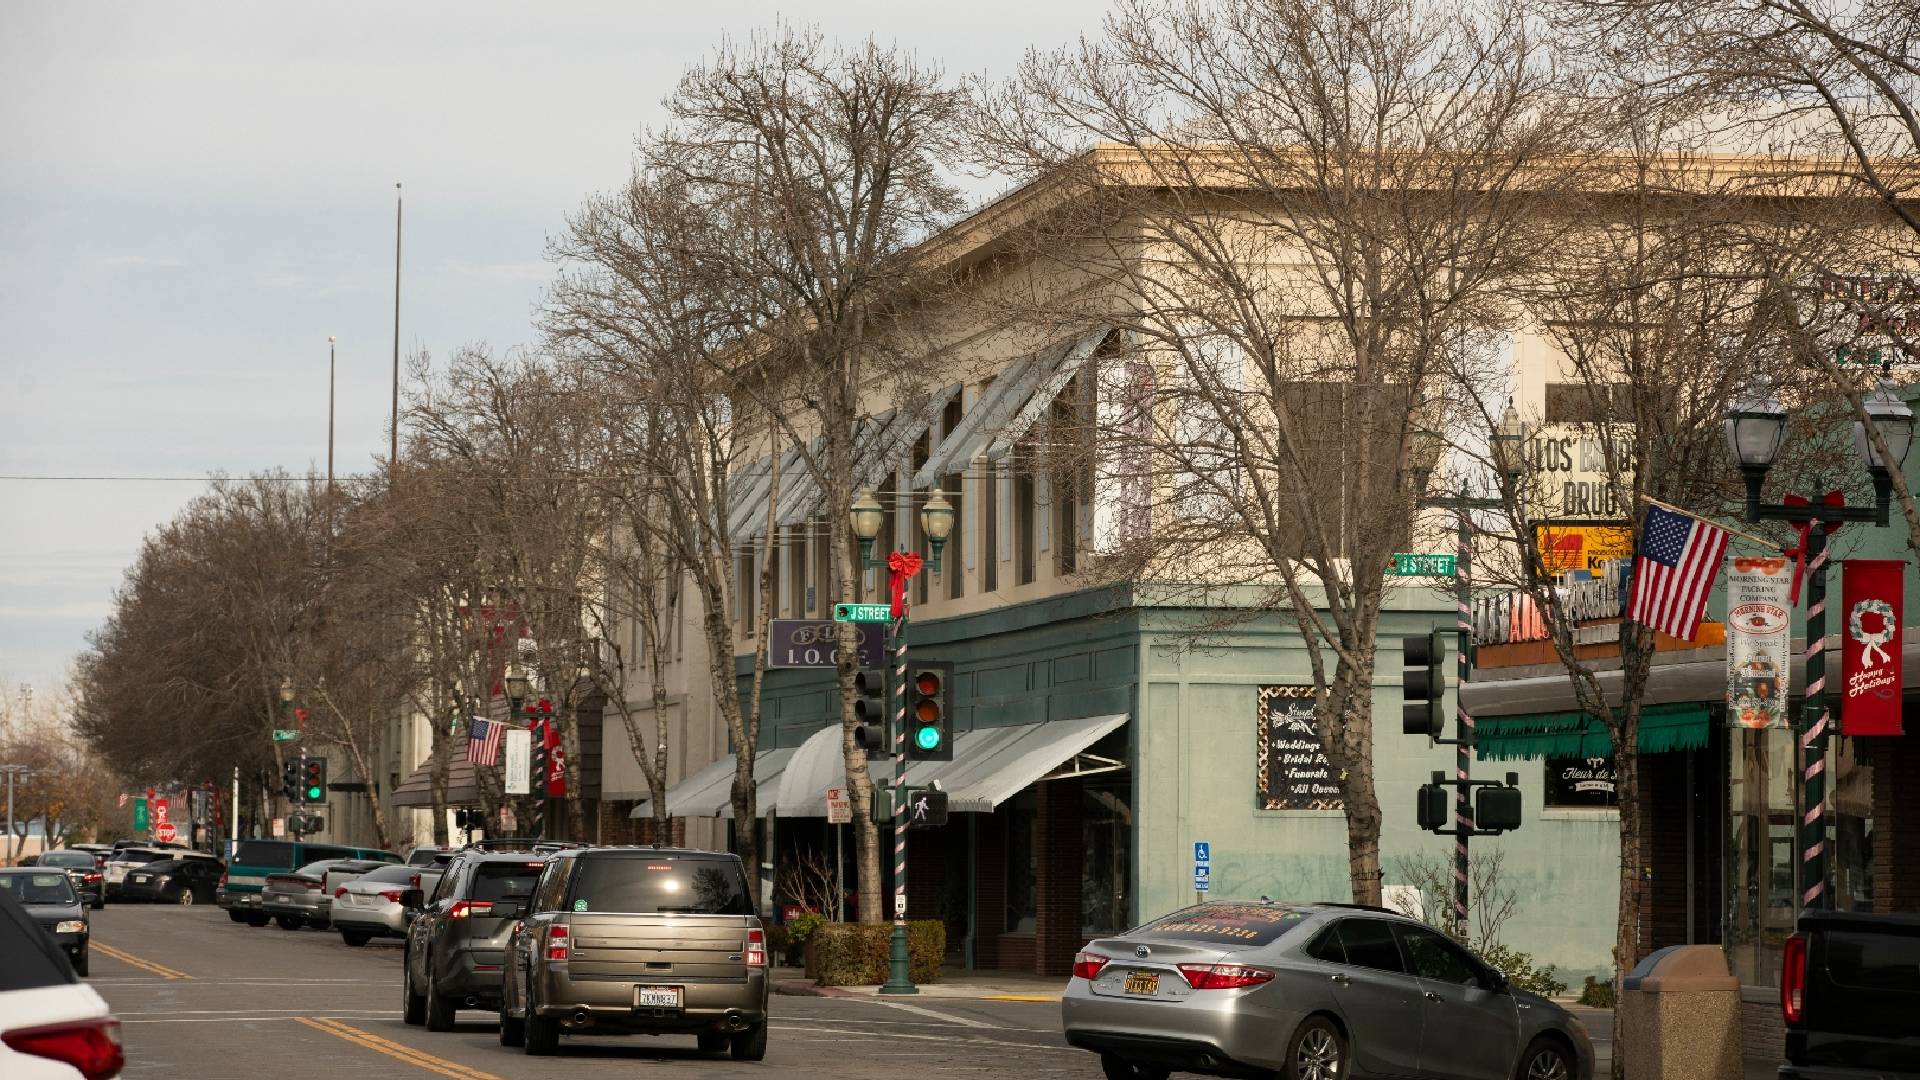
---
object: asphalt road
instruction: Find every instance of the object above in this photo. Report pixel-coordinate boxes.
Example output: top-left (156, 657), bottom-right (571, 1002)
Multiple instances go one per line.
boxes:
top-left (82, 904), bottom-right (1102, 1080)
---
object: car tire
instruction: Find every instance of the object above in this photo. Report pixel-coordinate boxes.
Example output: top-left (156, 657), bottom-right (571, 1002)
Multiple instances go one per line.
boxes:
top-left (341, 930), bottom-right (372, 947)
top-left (498, 1004), bottom-right (525, 1047)
top-left (523, 1013), bottom-right (559, 1056)
top-left (729, 1022), bottom-right (768, 1062)
top-left (174, 888), bottom-right (195, 906)
top-left (1515, 1036), bottom-right (1574, 1080)
top-left (1100, 1055), bottom-right (1170, 1080)
top-left (1283, 1015), bottom-right (1349, 1080)
top-left (697, 1032), bottom-right (727, 1054)
top-left (228, 909), bottom-right (247, 923)
top-left (92, 900), bottom-right (104, 910)
top-left (425, 962), bottom-right (456, 1032)
top-left (275, 916), bottom-right (302, 931)
top-left (402, 953), bottom-right (427, 1026)
top-left (246, 913), bottom-right (270, 927)
top-left (72, 950), bottom-right (89, 977)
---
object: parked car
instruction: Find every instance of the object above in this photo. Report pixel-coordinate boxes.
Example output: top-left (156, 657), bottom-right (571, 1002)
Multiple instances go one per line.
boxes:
top-left (0, 869), bottom-right (92, 977)
top-left (333, 863), bottom-right (446, 946)
top-left (0, 889), bottom-right (121, 1079)
top-left (118, 858), bottom-right (225, 906)
top-left (69, 843), bottom-right (114, 869)
top-left (1780, 908), bottom-right (1920, 1078)
top-left (216, 840), bottom-right (398, 926)
top-left (260, 859), bottom-right (386, 930)
top-left (403, 851), bottom-right (551, 1030)
top-left (407, 847), bottom-right (453, 868)
top-left (34, 851), bottom-right (105, 909)
top-left (498, 847), bottom-right (769, 1060)
top-left (1062, 900), bottom-right (1593, 1080)
top-left (102, 848), bottom-right (198, 901)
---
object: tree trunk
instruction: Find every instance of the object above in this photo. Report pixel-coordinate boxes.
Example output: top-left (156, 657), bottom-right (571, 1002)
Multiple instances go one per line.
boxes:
top-left (835, 521), bottom-right (882, 923)
top-left (1331, 652), bottom-right (1384, 905)
top-left (1610, 706), bottom-right (1643, 1080)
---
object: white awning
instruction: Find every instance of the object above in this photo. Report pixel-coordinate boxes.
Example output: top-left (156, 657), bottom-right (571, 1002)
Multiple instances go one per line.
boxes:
top-left (911, 329), bottom-right (1110, 489)
top-left (771, 712), bottom-right (1129, 817)
top-left (641, 745), bottom-right (799, 820)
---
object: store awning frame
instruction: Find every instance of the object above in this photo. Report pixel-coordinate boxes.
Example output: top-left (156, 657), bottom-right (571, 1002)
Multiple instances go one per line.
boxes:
top-left (1473, 703), bottom-right (1712, 762)
top-left (910, 330), bottom-right (1110, 489)
top-left (638, 745), bottom-right (799, 819)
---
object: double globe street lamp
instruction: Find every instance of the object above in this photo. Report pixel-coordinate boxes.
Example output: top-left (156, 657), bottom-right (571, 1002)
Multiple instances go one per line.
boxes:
top-left (1723, 379), bottom-right (1914, 911)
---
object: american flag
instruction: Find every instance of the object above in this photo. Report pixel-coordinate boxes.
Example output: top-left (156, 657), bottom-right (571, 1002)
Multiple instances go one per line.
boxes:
top-left (1628, 506), bottom-right (1729, 640)
top-left (465, 717), bottom-right (503, 765)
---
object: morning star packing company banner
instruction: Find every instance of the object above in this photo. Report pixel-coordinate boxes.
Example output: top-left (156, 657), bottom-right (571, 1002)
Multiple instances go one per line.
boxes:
top-left (1726, 555), bottom-right (1792, 730)
top-left (1842, 560), bottom-right (1905, 736)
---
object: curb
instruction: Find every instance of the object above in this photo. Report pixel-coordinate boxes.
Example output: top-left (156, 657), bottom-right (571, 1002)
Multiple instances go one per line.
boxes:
top-left (771, 979), bottom-right (1061, 1002)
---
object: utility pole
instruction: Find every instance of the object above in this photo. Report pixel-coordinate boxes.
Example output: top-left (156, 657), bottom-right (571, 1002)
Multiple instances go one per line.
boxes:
top-left (326, 335), bottom-right (337, 495)
top-left (390, 182), bottom-right (403, 479)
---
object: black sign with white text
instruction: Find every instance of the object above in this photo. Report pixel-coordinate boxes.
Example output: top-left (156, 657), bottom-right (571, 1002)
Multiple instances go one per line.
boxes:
top-left (1257, 685), bottom-right (1343, 811)
top-left (1544, 755), bottom-right (1618, 807)
top-left (767, 620), bottom-right (885, 669)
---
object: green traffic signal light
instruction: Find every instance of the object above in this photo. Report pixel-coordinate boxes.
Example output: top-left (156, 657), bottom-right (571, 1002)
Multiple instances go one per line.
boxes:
top-left (914, 724), bottom-right (942, 752)
top-left (305, 785), bottom-right (323, 801)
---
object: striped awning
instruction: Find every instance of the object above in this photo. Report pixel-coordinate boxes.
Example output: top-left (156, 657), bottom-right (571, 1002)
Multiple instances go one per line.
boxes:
top-left (910, 329), bottom-right (1110, 488)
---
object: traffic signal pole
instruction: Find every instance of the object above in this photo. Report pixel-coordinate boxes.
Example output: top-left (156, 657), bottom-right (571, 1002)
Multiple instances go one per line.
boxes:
top-left (880, 610), bottom-right (916, 995)
top-left (1452, 509), bottom-right (1472, 939)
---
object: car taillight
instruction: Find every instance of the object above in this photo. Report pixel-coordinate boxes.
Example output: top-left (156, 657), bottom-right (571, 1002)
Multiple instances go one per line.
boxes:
top-left (379, 889), bottom-right (404, 903)
top-left (1177, 964), bottom-right (1275, 990)
top-left (448, 901), bottom-right (494, 919)
top-left (218, 872), bottom-right (229, 886)
top-left (1072, 951), bottom-right (1110, 980)
top-left (84, 873), bottom-right (101, 882)
top-left (745, 929), bottom-right (767, 967)
top-left (334, 887), bottom-right (348, 899)
top-left (305, 881), bottom-right (322, 891)
top-left (546, 924), bottom-right (569, 961)
top-left (1782, 932), bottom-right (1808, 1024)
top-left (2, 1017), bottom-right (124, 1080)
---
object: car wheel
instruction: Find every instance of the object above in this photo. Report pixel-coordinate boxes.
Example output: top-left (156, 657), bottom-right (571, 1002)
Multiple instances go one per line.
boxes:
top-left (402, 953), bottom-right (426, 1026)
top-left (1283, 1015), bottom-right (1348, 1080)
top-left (498, 1001), bottom-right (525, 1047)
top-left (92, 900), bottom-right (105, 910)
top-left (275, 916), bottom-right (302, 931)
top-left (729, 1021), bottom-right (768, 1062)
top-left (1100, 1055), bottom-right (1170, 1080)
top-left (1517, 1037), bottom-right (1574, 1080)
top-left (246, 913), bottom-right (270, 927)
top-left (72, 950), bottom-right (89, 977)
top-left (424, 960), bottom-right (456, 1032)
top-left (523, 1013), bottom-right (559, 1056)
top-left (228, 909), bottom-right (247, 923)
top-left (697, 1032), bottom-right (727, 1054)
top-left (341, 930), bottom-right (372, 947)
top-left (174, 888), bottom-right (196, 906)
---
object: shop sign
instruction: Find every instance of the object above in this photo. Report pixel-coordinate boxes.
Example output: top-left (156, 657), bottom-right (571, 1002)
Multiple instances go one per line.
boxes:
top-left (768, 619), bottom-right (885, 669)
top-left (1535, 523), bottom-right (1634, 576)
top-left (1523, 424), bottom-right (1634, 520)
top-left (1544, 756), bottom-right (1618, 807)
top-left (1841, 560), bottom-right (1905, 735)
top-left (1726, 555), bottom-right (1792, 730)
top-left (1256, 685), bottom-right (1342, 811)
top-left (1471, 560), bottom-right (1629, 645)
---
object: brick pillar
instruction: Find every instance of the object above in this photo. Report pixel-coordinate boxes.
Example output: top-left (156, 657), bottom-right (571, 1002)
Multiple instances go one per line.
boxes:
top-left (1873, 731), bottom-right (1920, 913)
top-left (974, 812), bottom-right (1007, 969)
top-left (1033, 779), bottom-right (1084, 977)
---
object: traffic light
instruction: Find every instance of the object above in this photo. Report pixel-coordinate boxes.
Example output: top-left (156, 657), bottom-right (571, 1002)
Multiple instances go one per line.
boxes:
top-left (1416, 775), bottom-right (1450, 832)
top-left (1476, 773), bottom-right (1523, 832)
top-left (300, 759), bottom-right (328, 803)
top-left (905, 662), bottom-right (952, 762)
top-left (1400, 630), bottom-right (1448, 739)
top-left (904, 786), bottom-right (948, 828)
top-left (281, 762), bottom-right (299, 802)
top-left (853, 668), bottom-right (888, 759)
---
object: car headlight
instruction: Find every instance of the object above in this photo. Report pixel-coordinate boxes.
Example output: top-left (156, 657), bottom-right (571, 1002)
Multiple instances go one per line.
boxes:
top-left (56, 920), bottom-right (88, 934)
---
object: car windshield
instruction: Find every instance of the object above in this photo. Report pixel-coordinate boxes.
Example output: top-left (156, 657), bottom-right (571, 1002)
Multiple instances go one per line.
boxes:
top-left (471, 862), bottom-right (545, 901)
top-left (0, 872), bottom-right (79, 905)
top-left (233, 842), bottom-right (296, 870)
top-left (566, 856), bottom-right (751, 915)
top-left (356, 864), bottom-right (419, 886)
top-left (1134, 903), bottom-right (1307, 946)
top-left (39, 852), bottom-right (95, 868)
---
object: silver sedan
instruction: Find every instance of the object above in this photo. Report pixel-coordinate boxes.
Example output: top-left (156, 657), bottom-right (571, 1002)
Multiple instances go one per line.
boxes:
top-left (1062, 900), bottom-right (1592, 1080)
top-left (331, 863), bottom-right (444, 946)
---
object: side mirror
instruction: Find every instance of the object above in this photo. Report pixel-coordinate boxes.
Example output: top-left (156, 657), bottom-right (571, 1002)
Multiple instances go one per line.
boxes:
top-left (493, 898), bottom-right (526, 920)
top-left (1487, 967), bottom-right (1511, 992)
top-left (399, 888), bottom-right (425, 913)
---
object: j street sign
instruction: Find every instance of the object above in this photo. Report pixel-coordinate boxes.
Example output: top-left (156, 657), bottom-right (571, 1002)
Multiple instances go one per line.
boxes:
top-left (832, 603), bottom-right (892, 624)
top-left (1389, 553), bottom-right (1456, 577)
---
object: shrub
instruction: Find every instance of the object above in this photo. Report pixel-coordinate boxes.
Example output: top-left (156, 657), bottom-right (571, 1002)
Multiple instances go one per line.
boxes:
top-left (764, 924), bottom-right (791, 965)
top-left (1578, 975), bottom-right (1616, 1008)
top-left (786, 911), bottom-right (827, 948)
top-left (807, 921), bottom-right (945, 985)
top-left (1475, 942), bottom-right (1569, 998)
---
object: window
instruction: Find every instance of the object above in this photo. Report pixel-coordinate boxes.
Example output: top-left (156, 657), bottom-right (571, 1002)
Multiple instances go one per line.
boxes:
top-left (234, 841), bottom-right (297, 871)
top-left (945, 471), bottom-right (966, 600)
top-left (1396, 924), bottom-right (1488, 987)
top-left (1306, 926), bottom-right (1347, 964)
top-left (566, 854), bottom-right (752, 915)
top-left (534, 857), bottom-right (572, 914)
top-left (0, 873), bottom-right (77, 906)
top-left (734, 550), bottom-right (755, 636)
top-left (468, 861), bottom-right (545, 901)
top-left (1082, 777), bottom-right (1130, 935)
top-left (1136, 903), bottom-right (1306, 946)
top-left (1015, 457), bottom-right (1036, 585)
top-left (983, 461), bottom-right (999, 592)
top-left (784, 525), bottom-right (803, 618)
top-left (811, 518), bottom-right (831, 615)
top-left (1333, 918), bottom-right (1407, 973)
top-left (1004, 791), bottom-right (1037, 934)
top-left (1544, 755), bottom-right (1619, 808)
top-left (1172, 332), bottom-right (1247, 520)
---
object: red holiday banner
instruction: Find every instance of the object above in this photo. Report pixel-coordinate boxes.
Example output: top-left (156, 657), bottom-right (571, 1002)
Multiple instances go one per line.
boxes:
top-left (1841, 559), bottom-right (1905, 736)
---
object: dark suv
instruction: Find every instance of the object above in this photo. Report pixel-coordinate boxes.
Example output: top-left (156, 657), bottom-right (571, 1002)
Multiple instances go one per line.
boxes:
top-left (401, 851), bottom-right (549, 1031)
top-left (499, 847), bottom-right (769, 1060)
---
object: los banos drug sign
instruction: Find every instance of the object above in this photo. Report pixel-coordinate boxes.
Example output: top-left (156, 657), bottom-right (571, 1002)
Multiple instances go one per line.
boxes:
top-left (1524, 424), bottom-right (1634, 520)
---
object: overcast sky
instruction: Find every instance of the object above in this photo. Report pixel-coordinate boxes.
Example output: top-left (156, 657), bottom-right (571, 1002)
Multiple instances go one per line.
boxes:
top-left (0, 1), bottom-right (1106, 693)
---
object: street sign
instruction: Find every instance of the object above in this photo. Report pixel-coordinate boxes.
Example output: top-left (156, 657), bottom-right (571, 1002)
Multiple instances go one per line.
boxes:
top-left (270, 816), bottom-right (285, 837)
top-left (1193, 841), bottom-right (1210, 863)
top-left (153, 799), bottom-right (169, 825)
top-left (825, 787), bottom-right (852, 825)
top-left (271, 729), bottom-right (298, 742)
top-left (132, 797), bottom-right (148, 832)
top-left (1193, 864), bottom-right (1211, 892)
top-left (832, 602), bottom-right (892, 624)
top-left (1390, 553), bottom-right (1457, 577)
top-left (154, 822), bottom-right (178, 843)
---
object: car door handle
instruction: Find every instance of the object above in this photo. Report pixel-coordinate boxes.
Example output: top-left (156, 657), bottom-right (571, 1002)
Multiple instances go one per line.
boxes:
top-left (1329, 973), bottom-right (1350, 985)
top-left (1424, 990), bottom-right (1441, 1001)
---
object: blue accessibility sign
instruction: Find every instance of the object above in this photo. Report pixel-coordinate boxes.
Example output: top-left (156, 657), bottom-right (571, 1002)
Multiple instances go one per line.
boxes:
top-left (1193, 864), bottom-right (1211, 891)
top-left (1193, 841), bottom-right (1210, 863)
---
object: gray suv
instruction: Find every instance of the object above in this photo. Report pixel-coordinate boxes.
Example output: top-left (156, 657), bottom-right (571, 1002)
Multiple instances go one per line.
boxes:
top-left (499, 847), bottom-right (769, 1060)
top-left (401, 851), bottom-right (549, 1031)
top-left (1062, 901), bottom-right (1593, 1080)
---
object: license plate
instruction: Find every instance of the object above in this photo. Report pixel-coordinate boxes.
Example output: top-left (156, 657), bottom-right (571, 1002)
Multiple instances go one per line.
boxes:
top-left (132, 875), bottom-right (147, 884)
top-left (635, 986), bottom-right (681, 1009)
top-left (1123, 971), bottom-right (1160, 995)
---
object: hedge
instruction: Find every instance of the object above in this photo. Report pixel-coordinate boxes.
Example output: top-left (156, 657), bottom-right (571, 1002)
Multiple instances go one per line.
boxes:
top-left (806, 921), bottom-right (945, 985)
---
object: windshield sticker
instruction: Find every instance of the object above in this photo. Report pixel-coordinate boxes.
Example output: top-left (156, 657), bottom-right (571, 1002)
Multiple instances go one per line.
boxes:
top-left (573, 899), bottom-right (588, 911)
top-left (1140, 904), bottom-right (1304, 945)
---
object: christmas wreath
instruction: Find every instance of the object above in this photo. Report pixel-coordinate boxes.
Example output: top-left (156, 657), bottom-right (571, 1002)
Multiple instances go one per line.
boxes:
top-left (1850, 597), bottom-right (1897, 666)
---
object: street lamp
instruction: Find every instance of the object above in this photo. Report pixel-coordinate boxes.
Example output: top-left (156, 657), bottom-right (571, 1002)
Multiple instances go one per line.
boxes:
top-left (849, 489), bottom-right (885, 567)
top-left (505, 665), bottom-right (532, 711)
top-left (1724, 379), bottom-right (1912, 912)
top-left (919, 490), bottom-right (955, 574)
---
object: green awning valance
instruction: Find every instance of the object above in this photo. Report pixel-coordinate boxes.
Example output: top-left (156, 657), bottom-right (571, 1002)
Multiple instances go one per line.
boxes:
top-left (1473, 703), bottom-right (1712, 761)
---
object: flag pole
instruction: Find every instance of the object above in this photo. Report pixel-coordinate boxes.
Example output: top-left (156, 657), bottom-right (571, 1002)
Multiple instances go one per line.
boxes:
top-left (1636, 493), bottom-right (1776, 548)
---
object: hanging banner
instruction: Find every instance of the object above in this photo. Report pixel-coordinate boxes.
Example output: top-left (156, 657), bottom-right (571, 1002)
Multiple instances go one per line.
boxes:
top-left (1841, 559), bottom-right (1905, 735)
top-left (1726, 555), bottom-right (1793, 730)
top-left (503, 728), bottom-right (532, 795)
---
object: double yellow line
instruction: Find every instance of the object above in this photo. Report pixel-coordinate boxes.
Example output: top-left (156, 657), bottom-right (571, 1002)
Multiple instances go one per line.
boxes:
top-left (296, 1017), bottom-right (502, 1080)
top-left (92, 942), bottom-right (190, 979)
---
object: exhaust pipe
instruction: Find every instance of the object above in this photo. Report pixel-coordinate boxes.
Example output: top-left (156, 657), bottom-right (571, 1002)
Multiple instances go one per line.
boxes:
top-left (722, 1010), bottom-right (746, 1031)
top-left (465, 997), bottom-right (479, 1007)
top-left (571, 1008), bottom-right (592, 1027)
top-left (1195, 1053), bottom-right (1219, 1069)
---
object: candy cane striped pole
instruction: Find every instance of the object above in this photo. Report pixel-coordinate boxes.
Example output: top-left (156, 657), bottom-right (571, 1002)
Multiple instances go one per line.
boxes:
top-left (1454, 509), bottom-right (1473, 938)
top-left (879, 610), bottom-right (918, 994)
top-left (1800, 525), bottom-right (1830, 909)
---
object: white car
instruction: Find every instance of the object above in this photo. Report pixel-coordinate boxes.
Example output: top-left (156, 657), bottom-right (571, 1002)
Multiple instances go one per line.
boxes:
top-left (0, 890), bottom-right (122, 1079)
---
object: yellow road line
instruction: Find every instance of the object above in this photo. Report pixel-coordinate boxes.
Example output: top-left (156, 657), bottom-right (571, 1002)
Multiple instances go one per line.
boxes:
top-left (91, 942), bottom-right (190, 979)
top-left (295, 1017), bottom-right (501, 1080)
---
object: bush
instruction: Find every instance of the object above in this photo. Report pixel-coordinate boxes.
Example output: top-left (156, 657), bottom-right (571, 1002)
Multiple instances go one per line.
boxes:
top-left (807, 921), bottom-right (945, 986)
top-left (1578, 975), bottom-right (1616, 1008)
top-left (764, 924), bottom-right (791, 965)
top-left (1475, 942), bottom-right (1568, 998)
top-left (786, 911), bottom-right (827, 948)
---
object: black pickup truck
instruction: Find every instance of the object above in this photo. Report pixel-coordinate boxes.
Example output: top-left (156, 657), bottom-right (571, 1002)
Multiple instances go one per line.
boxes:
top-left (1781, 909), bottom-right (1920, 1079)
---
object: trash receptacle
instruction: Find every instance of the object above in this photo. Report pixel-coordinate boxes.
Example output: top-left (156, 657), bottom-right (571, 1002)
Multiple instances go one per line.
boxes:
top-left (1618, 944), bottom-right (1741, 1080)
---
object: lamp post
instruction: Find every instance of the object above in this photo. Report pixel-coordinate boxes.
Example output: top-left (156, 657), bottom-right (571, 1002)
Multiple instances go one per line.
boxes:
top-left (1411, 403), bottom-right (1527, 939)
top-left (1724, 380), bottom-right (1913, 911)
top-left (506, 665), bottom-right (536, 840)
top-left (280, 679), bottom-right (303, 842)
top-left (848, 486), bottom-right (953, 996)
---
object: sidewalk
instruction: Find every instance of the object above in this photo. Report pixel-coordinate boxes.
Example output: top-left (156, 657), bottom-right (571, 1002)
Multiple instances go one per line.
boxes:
top-left (772, 965), bottom-right (1068, 1001)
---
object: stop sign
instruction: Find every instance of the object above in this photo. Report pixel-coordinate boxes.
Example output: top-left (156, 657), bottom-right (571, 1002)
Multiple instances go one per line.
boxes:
top-left (154, 822), bottom-right (178, 843)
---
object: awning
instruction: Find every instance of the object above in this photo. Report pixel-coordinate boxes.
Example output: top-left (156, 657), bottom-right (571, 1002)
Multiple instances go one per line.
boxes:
top-left (1473, 704), bottom-right (1712, 761)
top-left (390, 745), bottom-right (483, 808)
top-left (772, 712), bottom-right (1129, 816)
top-left (911, 330), bottom-right (1110, 488)
top-left (638, 745), bottom-right (799, 819)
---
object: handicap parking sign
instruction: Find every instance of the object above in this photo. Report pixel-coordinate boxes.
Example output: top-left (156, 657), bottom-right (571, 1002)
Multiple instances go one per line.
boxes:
top-left (1193, 841), bottom-right (1210, 862)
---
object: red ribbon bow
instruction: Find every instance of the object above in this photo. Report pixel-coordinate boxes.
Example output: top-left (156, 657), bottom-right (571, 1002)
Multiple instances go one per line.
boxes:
top-left (887, 550), bottom-right (925, 618)
top-left (1781, 490), bottom-right (1845, 604)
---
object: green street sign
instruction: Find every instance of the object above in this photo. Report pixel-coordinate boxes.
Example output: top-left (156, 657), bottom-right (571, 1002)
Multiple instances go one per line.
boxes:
top-left (132, 797), bottom-right (148, 832)
top-left (1390, 553), bottom-right (1457, 577)
top-left (833, 603), bottom-right (892, 623)
top-left (271, 729), bottom-right (298, 742)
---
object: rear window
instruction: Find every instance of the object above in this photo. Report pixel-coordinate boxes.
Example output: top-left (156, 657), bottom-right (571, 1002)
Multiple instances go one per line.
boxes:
top-left (0, 873), bottom-right (78, 905)
top-left (1135, 903), bottom-right (1306, 946)
top-left (567, 856), bottom-right (751, 915)
top-left (1827, 931), bottom-right (1920, 994)
top-left (470, 862), bottom-right (545, 902)
top-left (295, 860), bottom-right (346, 877)
top-left (357, 864), bottom-right (420, 885)
top-left (234, 842), bottom-right (297, 870)
top-left (113, 850), bottom-right (167, 865)
top-left (0, 894), bottom-right (74, 990)
top-left (39, 852), bottom-right (95, 868)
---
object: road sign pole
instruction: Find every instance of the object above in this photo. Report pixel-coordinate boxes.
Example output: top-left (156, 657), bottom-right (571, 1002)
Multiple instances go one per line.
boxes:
top-left (880, 608), bottom-right (917, 995)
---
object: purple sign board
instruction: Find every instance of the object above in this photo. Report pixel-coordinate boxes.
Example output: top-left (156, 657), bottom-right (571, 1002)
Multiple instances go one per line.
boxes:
top-left (768, 619), bottom-right (886, 669)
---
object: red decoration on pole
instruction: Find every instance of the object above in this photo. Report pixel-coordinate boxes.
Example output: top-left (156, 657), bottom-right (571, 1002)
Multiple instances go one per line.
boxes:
top-left (1841, 559), bottom-right (1905, 735)
top-left (543, 720), bottom-right (567, 796)
top-left (886, 551), bottom-right (924, 618)
top-left (1782, 491), bottom-right (1845, 603)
